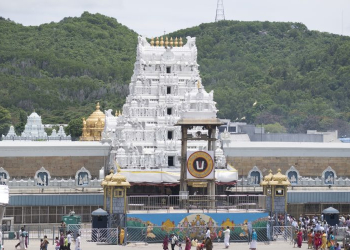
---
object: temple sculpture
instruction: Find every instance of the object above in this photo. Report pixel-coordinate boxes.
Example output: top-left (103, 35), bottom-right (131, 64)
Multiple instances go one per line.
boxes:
top-left (80, 102), bottom-right (106, 141)
top-left (101, 36), bottom-right (237, 185)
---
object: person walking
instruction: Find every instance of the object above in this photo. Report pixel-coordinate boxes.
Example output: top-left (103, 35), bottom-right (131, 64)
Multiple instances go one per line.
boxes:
top-left (163, 235), bottom-right (169, 250)
top-left (170, 234), bottom-right (178, 250)
top-left (41, 235), bottom-right (49, 250)
top-left (205, 227), bottom-right (211, 239)
top-left (297, 229), bottom-right (303, 248)
top-left (67, 231), bottom-right (72, 250)
top-left (15, 227), bottom-right (22, 249)
top-left (224, 226), bottom-right (230, 248)
top-left (185, 236), bottom-right (191, 250)
top-left (250, 229), bottom-right (257, 250)
top-left (75, 233), bottom-right (81, 250)
top-left (59, 232), bottom-right (65, 250)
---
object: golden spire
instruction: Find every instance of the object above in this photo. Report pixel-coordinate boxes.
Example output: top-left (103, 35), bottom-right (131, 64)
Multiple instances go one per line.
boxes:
top-left (150, 37), bottom-right (154, 46)
top-left (96, 102), bottom-right (100, 111)
top-left (169, 37), bottom-right (173, 47)
top-left (165, 37), bottom-right (169, 47)
top-left (115, 110), bottom-right (118, 117)
top-left (179, 37), bottom-right (183, 46)
top-left (156, 37), bottom-right (159, 46)
top-left (174, 37), bottom-right (178, 47)
top-left (197, 80), bottom-right (201, 89)
top-left (160, 37), bottom-right (164, 46)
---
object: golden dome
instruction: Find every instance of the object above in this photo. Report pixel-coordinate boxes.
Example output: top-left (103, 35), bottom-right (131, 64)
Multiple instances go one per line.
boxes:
top-left (272, 168), bottom-right (288, 183)
top-left (86, 102), bottom-right (105, 125)
top-left (260, 169), bottom-right (290, 186)
top-left (80, 102), bottom-right (105, 141)
top-left (101, 168), bottom-right (130, 188)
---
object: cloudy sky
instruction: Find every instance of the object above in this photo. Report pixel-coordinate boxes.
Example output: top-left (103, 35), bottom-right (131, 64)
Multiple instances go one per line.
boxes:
top-left (1, 0), bottom-right (350, 37)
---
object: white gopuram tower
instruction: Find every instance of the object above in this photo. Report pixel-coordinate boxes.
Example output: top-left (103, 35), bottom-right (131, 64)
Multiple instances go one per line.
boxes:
top-left (102, 36), bottom-right (236, 186)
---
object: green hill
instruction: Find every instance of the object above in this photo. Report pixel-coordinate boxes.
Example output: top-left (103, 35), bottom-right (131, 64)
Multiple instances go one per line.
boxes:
top-left (1, 12), bottom-right (350, 136)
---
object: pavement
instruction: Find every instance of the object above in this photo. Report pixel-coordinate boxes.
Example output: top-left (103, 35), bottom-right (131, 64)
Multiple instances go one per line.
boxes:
top-left (8, 239), bottom-right (294, 250)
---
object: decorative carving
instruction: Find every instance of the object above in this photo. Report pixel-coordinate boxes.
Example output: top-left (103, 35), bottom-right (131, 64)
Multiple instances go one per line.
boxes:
top-left (247, 166), bottom-right (262, 186)
top-left (34, 167), bottom-right (51, 187)
top-left (75, 167), bottom-right (92, 187)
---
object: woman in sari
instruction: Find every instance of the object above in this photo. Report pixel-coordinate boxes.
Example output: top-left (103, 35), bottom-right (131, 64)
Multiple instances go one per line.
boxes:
top-left (163, 235), bottom-right (169, 250)
top-left (307, 229), bottom-right (313, 249)
top-left (250, 229), bottom-right (257, 250)
top-left (297, 229), bottom-right (303, 248)
top-left (185, 237), bottom-right (191, 250)
top-left (314, 231), bottom-right (322, 250)
top-left (321, 231), bottom-right (327, 250)
top-left (329, 231), bottom-right (335, 250)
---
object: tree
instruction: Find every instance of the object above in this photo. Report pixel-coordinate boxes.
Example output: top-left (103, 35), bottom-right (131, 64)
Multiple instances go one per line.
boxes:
top-left (0, 105), bottom-right (12, 138)
top-left (264, 123), bottom-right (287, 133)
top-left (65, 118), bottom-right (83, 140)
top-left (15, 110), bottom-right (27, 134)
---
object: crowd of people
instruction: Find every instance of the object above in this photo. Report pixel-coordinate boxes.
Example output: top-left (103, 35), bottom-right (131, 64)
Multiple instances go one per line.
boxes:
top-left (12, 224), bottom-right (81, 250)
top-left (161, 226), bottom-right (258, 250)
top-left (162, 227), bottom-right (214, 250)
top-left (288, 214), bottom-right (349, 250)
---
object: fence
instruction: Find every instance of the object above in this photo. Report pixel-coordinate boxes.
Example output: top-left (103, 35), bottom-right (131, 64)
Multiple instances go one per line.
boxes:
top-left (127, 195), bottom-right (266, 212)
top-left (2, 224), bottom-right (277, 245)
top-left (125, 225), bottom-right (271, 245)
top-left (272, 226), bottom-right (293, 243)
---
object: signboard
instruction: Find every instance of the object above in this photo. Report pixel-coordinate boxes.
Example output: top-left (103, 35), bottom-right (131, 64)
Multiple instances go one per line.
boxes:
top-left (187, 151), bottom-right (214, 180)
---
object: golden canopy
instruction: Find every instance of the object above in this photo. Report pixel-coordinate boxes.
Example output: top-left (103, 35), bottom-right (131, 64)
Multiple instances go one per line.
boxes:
top-left (80, 102), bottom-right (106, 141)
top-left (260, 169), bottom-right (290, 186)
top-left (101, 169), bottom-right (130, 188)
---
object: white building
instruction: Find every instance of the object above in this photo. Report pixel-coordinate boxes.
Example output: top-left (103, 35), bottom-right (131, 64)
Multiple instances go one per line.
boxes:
top-left (102, 36), bottom-right (237, 185)
top-left (2, 112), bottom-right (71, 141)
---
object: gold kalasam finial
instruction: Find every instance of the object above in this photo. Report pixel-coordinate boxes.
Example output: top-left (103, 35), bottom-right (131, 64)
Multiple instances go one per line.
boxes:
top-left (119, 110), bottom-right (122, 116)
top-left (179, 37), bottom-right (183, 46)
top-left (277, 168), bottom-right (281, 173)
top-left (150, 37), bottom-right (154, 46)
top-left (169, 37), bottom-right (173, 47)
top-left (165, 37), bottom-right (169, 47)
top-left (96, 102), bottom-right (100, 110)
top-left (156, 37), bottom-right (159, 46)
top-left (269, 169), bottom-right (272, 174)
top-left (197, 80), bottom-right (201, 89)
top-left (174, 37), bottom-right (178, 47)
top-left (160, 37), bottom-right (164, 46)
top-left (115, 110), bottom-right (118, 117)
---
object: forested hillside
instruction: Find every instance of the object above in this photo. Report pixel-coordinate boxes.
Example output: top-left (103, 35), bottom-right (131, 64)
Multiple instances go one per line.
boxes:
top-left (1, 12), bottom-right (350, 136)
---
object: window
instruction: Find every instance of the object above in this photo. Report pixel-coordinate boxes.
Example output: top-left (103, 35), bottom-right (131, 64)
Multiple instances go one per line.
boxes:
top-left (167, 108), bottom-right (172, 115)
top-left (228, 127), bottom-right (236, 133)
top-left (168, 156), bottom-right (174, 167)
top-left (275, 188), bottom-right (284, 196)
top-left (168, 131), bottom-right (173, 140)
top-left (114, 189), bottom-right (124, 197)
top-left (167, 86), bottom-right (171, 94)
top-left (166, 66), bottom-right (171, 73)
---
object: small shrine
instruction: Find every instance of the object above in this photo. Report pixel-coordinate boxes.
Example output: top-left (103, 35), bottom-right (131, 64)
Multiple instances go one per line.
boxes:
top-left (21, 112), bottom-right (48, 139)
top-left (81, 102), bottom-right (106, 141)
top-left (261, 169), bottom-right (290, 214)
top-left (101, 168), bottom-right (130, 228)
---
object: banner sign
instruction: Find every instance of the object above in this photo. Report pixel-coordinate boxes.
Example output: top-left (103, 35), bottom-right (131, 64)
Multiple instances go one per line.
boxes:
top-left (187, 151), bottom-right (214, 179)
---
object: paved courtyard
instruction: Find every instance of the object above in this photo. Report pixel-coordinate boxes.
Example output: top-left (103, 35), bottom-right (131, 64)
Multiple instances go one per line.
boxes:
top-left (9, 240), bottom-right (295, 250)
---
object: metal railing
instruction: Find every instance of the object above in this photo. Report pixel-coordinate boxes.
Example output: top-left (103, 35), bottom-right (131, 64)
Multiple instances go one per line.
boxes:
top-left (127, 195), bottom-right (266, 212)
top-left (125, 225), bottom-right (271, 244)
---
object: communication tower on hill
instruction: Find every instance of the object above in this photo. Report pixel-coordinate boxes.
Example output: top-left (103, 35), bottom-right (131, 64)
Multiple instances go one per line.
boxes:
top-left (215, 0), bottom-right (225, 22)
